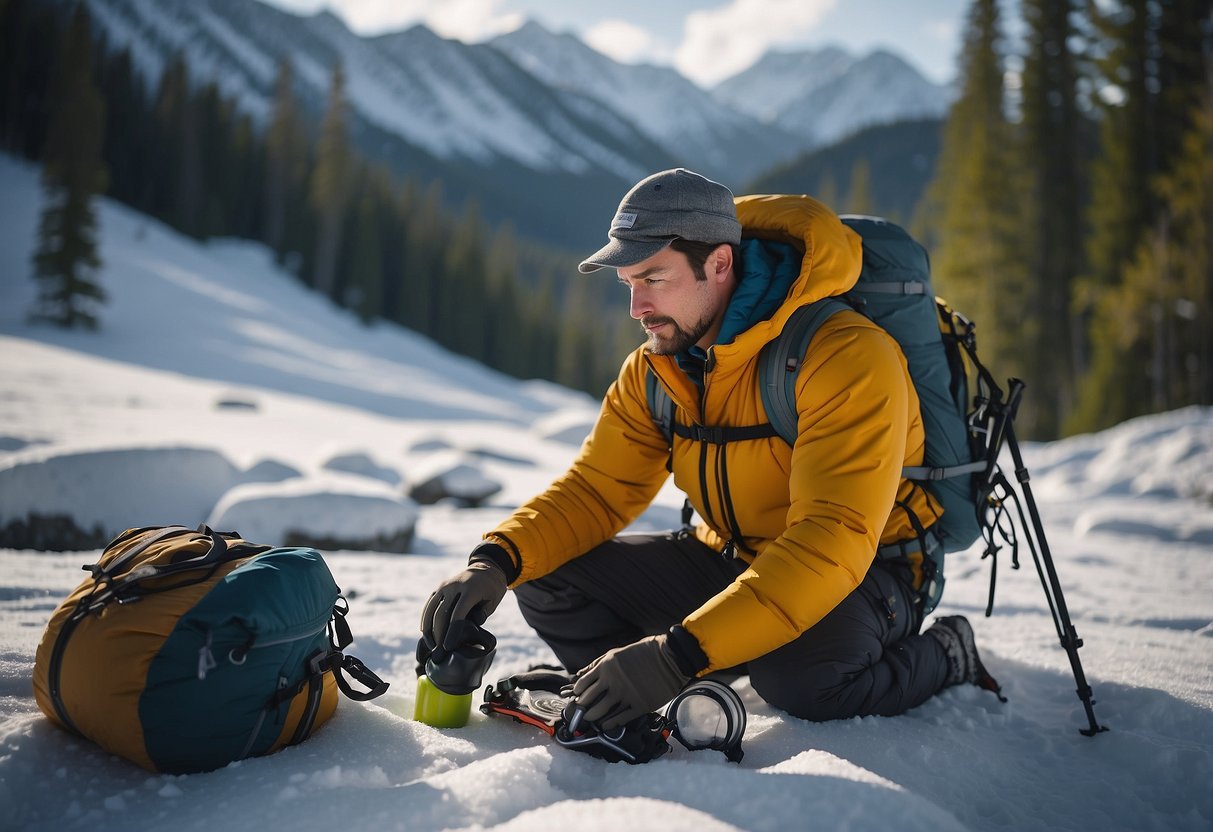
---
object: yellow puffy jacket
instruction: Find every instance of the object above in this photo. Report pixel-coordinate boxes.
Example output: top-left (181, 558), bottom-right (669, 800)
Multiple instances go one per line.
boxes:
top-left (486, 194), bottom-right (940, 673)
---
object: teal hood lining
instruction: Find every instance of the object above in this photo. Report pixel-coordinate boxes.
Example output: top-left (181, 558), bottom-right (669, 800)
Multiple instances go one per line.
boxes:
top-left (678, 238), bottom-right (801, 383)
top-left (717, 238), bottom-right (801, 345)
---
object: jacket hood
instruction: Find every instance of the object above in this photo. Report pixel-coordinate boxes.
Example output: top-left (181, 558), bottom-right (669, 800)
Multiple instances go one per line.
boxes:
top-left (736, 194), bottom-right (863, 309)
top-left (706, 194), bottom-right (863, 364)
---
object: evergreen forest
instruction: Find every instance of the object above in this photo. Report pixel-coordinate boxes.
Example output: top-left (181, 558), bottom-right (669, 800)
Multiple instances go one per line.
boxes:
top-left (2, 0), bottom-right (1210, 439)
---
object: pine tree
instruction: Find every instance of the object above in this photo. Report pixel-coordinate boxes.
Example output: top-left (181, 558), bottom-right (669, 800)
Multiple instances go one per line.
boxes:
top-left (845, 159), bottom-right (874, 215)
top-left (922, 0), bottom-right (1031, 394)
top-left (377, 173), bottom-right (409, 329)
top-left (400, 180), bottom-right (446, 334)
top-left (308, 62), bottom-right (353, 298)
top-left (223, 111), bottom-right (262, 240)
top-left (152, 53), bottom-right (203, 237)
top-left (1070, 0), bottom-right (1212, 432)
top-left (441, 201), bottom-right (489, 356)
top-left (1089, 77), bottom-right (1213, 415)
top-left (555, 277), bottom-right (593, 393)
top-left (346, 185), bottom-right (383, 325)
top-left (522, 276), bottom-right (559, 382)
top-left (1018, 0), bottom-right (1085, 437)
top-left (485, 222), bottom-right (521, 374)
top-left (264, 57), bottom-right (310, 264)
top-left (815, 172), bottom-right (840, 212)
top-left (31, 3), bottom-right (108, 329)
top-left (97, 47), bottom-right (151, 212)
top-left (0, 0), bottom-right (58, 160)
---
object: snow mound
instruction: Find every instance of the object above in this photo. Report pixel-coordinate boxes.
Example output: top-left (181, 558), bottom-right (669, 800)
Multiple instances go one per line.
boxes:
top-left (1028, 406), bottom-right (1213, 502)
top-left (239, 458), bottom-right (302, 484)
top-left (0, 446), bottom-right (240, 549)
top-left (322, 451), bottom-right (403, 486)
top-left (207, 476), bottom-right (420, 552)
top-left (407, 452), bottom-right (503, 507)
top-left (533, 410), bottom-right (594, 447)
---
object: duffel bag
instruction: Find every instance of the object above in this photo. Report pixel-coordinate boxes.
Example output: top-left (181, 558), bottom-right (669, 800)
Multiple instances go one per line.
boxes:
top-left (32, 524), bottom-right (388, 773)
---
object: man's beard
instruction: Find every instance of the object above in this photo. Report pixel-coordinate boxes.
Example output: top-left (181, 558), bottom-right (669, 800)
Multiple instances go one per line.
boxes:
top-left (642, 310), bottom-right (715, 355)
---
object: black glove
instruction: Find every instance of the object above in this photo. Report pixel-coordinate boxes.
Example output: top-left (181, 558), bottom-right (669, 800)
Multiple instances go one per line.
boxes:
top-left (420, 561), bottom-right (508, 651)
top-left (572, 634), bottom-right (690, 731)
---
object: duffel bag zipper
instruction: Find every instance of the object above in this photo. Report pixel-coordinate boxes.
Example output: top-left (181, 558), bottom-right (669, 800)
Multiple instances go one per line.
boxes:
top-left (46, 611), bottom-right (87, 735)
top-left (197, 614), bottom-right (333, 680)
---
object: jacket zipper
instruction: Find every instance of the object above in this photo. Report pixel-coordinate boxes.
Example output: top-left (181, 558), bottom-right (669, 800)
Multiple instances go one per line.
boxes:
top-left (696, 351), bottom-right (724, 537)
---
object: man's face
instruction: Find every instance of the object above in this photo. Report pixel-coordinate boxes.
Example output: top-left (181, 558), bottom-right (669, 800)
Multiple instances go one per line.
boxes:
top-left (617, 245), bottom-right (733, 355)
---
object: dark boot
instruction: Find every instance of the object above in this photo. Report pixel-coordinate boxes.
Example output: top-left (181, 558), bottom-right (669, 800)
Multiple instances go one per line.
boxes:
top-left (926, 615), bottom-right (1006, 700)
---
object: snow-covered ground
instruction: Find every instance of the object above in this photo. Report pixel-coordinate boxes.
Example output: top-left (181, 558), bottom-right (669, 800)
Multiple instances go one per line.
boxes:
top-left (1, 154), bottom-right (1211, 831)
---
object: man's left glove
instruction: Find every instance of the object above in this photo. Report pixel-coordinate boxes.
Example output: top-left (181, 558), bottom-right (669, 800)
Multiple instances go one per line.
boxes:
top-left (572, 634), bottom-right (690, 731)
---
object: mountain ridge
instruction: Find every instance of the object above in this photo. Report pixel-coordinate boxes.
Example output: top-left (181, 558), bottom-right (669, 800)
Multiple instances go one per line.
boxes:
top-left (48, 0), bottom-right (950, 249)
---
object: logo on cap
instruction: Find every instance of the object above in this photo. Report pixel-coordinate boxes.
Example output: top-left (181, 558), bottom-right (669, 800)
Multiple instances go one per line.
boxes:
top-left (612, 212), bottom-right (637, 230)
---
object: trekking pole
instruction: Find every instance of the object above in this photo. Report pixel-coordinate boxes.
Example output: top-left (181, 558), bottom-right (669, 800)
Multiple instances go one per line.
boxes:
top-left (1002, 379), bottom-right (1107, 737)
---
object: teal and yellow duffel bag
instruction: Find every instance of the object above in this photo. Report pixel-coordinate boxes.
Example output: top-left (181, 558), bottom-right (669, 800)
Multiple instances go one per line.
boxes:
top-left (32, 524), bottom-right (388, 774)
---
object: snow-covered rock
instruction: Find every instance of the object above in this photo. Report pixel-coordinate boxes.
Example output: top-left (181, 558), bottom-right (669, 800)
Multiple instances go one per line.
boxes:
top-left (207, 476), bottom-right (420, 553)
top-left (0, 446), bottom-right (240, 550)
top-left (533, 410), bottom-right (594, 447)
top-left (239, 458), bottom-right (303, 484)
top-left (322, 451), bottom-right (403, 487)
top-left (406, 452), bottom-right (502, 507)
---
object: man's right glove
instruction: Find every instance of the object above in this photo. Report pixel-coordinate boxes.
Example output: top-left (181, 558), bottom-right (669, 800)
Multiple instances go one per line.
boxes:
top-left (572, 634), bottom-right (690, 731)
top-left (420, 561), bottom-right (509, 650)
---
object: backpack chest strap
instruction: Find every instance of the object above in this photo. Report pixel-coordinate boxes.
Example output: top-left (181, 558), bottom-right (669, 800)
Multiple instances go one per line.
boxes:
top-left (670, 422), bottom-right (779, 444)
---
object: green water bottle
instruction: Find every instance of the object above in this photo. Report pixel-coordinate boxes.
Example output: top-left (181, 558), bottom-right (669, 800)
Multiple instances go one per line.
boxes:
top-left (414, 620), bottom-right (497, 728)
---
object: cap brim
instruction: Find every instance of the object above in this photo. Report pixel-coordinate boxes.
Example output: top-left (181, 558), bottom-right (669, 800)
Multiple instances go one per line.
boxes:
top-left (578, 236), bottom-right (671, 274)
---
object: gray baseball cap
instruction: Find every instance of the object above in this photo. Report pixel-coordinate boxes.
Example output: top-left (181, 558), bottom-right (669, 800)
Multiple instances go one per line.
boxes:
top-left (578, 168), bottom-right (742, 274)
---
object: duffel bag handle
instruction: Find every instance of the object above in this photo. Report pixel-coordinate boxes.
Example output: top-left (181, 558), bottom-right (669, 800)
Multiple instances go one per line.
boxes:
top-left (331, 653), bottom-right (390, 701)
top-left (323, 598), bottom-right (389, 701)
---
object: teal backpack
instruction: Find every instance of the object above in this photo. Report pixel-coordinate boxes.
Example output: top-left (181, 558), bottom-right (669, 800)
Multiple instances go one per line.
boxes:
top-left (646, 216), bottom-right (993, 613)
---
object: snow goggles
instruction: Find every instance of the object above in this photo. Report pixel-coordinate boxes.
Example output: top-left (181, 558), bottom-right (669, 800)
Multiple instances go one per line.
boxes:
top-left (664, 678), bottom-right (746, 762)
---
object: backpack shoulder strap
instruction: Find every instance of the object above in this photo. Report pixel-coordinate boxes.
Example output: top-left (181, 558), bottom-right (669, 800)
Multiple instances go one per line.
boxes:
top-left (645, 366), bottom-right (674, 446)
top-left (759, 298), bottom-right (852, 446)
top-left (645, 296), bottom-right (850, 449)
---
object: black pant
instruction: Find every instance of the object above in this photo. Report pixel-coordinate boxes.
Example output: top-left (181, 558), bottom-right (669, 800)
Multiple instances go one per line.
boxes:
top-left (514, 533), bottom-right (950, 721)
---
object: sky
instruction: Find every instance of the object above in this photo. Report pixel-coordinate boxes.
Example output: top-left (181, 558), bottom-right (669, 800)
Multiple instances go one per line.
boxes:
top-left (1, 152), bottom-right (1212, 831)
top-left (260, 0), bottom-right (969, 87)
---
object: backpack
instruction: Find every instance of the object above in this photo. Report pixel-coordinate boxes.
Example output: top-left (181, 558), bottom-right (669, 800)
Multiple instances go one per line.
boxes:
top-left (32, 524), bottom-right (389, 774)
top-left (646, 216), bottom-right (995, 613)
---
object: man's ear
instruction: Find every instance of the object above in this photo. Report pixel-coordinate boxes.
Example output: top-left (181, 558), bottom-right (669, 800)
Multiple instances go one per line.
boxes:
top-left (710, 243), bottom-right (733, 283)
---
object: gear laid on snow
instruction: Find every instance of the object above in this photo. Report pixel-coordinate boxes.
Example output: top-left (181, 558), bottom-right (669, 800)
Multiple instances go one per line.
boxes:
top-left (481, 667), bottom-right (746, 764)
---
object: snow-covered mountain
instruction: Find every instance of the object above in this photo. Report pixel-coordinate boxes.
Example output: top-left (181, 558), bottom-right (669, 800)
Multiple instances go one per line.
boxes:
top-left (51, 0), bottom-right (950, 246)
top-left (77, 0), bottom-right (667, 179)
top-left (713, 48), bottom-right (952, 147)
top-left (488, 21), bottom-right (804, 182)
